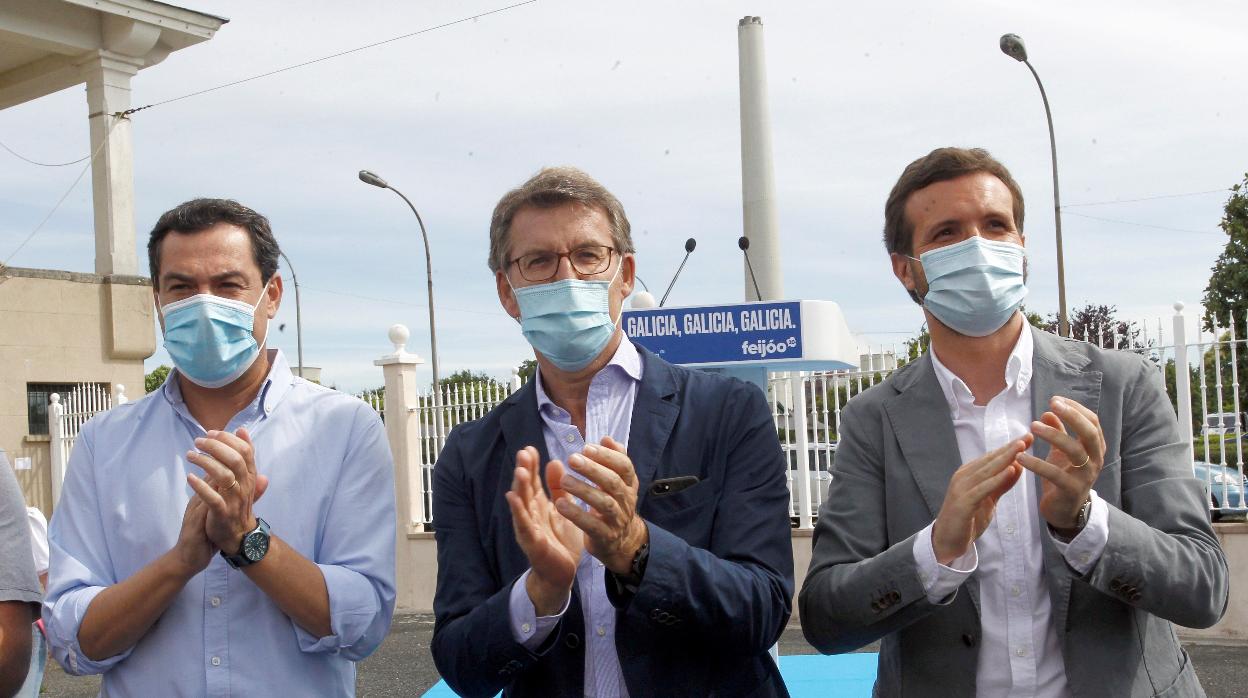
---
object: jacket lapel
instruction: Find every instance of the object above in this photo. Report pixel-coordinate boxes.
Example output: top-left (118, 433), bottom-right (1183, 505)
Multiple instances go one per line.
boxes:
top-left (628, 348), bottom-right (680, 507)
top-left (883, 352), bottom-right (979, 614)
top-left (1028, 328), bottom-right (1102, 462)
top-left (884, 354), bottom-right (965, 521)
top-left (1027, 328), bottom-right (1103, 636)
top-left (498, 380), bottom-right (552, 490)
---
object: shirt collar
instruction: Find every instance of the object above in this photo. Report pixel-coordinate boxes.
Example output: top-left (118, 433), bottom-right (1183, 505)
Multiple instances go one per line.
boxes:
top-left (534, 338), bottom-right (643, 418)
top-left (161, 349), bottom-right (296, 416)
top-left (929, 325), bottom-right (1034, 419)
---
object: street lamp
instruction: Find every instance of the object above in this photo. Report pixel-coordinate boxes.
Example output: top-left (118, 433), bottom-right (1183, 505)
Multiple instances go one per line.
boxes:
top-left (1000, 33), bottom-right (1070, 337)
top-left (278, 250), bottom-right (303, 378)
top-left (358, 169), bottom-right (443, 430)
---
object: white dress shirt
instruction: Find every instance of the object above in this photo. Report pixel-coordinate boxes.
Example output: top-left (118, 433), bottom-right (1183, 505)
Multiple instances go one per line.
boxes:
top-left (911, 326), bottom-right (1110, 697)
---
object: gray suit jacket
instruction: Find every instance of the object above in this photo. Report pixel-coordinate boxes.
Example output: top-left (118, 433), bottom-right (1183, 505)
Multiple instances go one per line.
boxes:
top-left (799, 327), bottom-right (1228, 697)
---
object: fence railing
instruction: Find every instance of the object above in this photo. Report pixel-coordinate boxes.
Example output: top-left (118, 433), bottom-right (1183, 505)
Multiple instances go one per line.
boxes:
top-left (367, 306), bottom-right (1247, 532)
top-left (49, 383), bottom-right (126, 506)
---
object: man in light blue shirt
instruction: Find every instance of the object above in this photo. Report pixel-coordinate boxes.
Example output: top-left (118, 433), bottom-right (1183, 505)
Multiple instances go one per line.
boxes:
top-left (44, 198), bottom-right (397, 696)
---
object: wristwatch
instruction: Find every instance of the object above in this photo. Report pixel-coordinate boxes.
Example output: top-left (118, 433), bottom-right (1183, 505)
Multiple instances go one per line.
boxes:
top-left (221, 518), bottom-right (270, 569)
top-left (1073, 497), bottom-right (1093, 531)
top-left (610, 542), bottom-right (650, 596)
top-left (1052, 498), bottom-right (1092, 542)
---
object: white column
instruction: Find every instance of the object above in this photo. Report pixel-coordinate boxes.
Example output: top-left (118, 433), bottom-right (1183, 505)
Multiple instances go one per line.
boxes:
top-left (1172, 303), bottom-right (1195, 467)
top-left (80, 52), bottom-right (143, 277)
top-left (738, 16), bottom-right (783, 301)
top-left (374, 324), bottom-right (427, 532)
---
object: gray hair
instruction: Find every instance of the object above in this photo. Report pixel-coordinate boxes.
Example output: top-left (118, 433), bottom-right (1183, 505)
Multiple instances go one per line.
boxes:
top-left (488, 166), bottom-right (634, 273)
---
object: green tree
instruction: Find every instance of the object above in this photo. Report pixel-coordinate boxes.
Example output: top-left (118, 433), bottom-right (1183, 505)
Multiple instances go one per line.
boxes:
top-left (1042, 304), bottom-right (1143, 348)
top-left (1202, 174), bottom-right (1248, 338)
top-left (145, 365), bottom-right (171, 394)
top-left (517, 359), bottom-right (537, 384)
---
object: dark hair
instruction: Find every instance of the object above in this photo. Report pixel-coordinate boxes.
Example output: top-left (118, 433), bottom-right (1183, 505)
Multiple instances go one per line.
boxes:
top-left (488, 166), bottom-right (634, 273)
top-left (883, 147), bottom-right (1025, 256)
top-left (148, 198), bottom-right (280, 283)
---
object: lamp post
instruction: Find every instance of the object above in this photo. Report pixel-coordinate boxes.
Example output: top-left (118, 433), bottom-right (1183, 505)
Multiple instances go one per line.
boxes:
top-left (358, 169), bottom-right (443, 432)
top-left (278, 250), bottom-right (303, 378)
top-left (1000, 33), bottom-right (1070, 337)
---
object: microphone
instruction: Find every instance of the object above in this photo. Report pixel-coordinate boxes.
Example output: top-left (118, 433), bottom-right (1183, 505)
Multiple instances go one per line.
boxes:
top-left (659, 238), bottom-right (697, 307)
top-left (738, 236), bottom-right (763, 301)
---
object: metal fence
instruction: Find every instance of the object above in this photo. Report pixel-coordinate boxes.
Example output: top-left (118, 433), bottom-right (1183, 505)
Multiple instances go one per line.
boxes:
top-left (773, 303), bottom-right (1248, 528)
top-left (49, 383), bottom-right (126, 506)
top-left (361, 380), bottom-right (517, 525)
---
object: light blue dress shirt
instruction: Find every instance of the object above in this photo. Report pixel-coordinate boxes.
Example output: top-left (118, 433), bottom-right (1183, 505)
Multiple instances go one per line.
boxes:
top-left (44, 351), bottom-right (397, 697)
top-left (508, 338), bottom-right (642, 698)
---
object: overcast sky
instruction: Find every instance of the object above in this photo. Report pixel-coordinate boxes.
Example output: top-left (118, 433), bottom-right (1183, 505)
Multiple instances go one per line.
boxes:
top-left (2, 0), bottom-right (1245, 393)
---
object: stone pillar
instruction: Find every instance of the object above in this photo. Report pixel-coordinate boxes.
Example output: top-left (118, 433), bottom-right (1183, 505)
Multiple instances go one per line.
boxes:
top-left (374, 325), bottom-right (427, 532)
top-left (81, 51), bottom-right (144, 277)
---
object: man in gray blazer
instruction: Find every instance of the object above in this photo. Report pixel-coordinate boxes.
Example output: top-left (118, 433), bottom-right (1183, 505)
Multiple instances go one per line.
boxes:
top-left (799, 147), bottom-right (1228, 697)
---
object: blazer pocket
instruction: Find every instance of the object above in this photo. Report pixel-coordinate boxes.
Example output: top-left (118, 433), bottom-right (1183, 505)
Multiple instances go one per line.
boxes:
top-left (643, 481), bottom-right (716, 522)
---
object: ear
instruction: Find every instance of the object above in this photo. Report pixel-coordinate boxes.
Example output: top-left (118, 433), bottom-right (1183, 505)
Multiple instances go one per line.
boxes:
top-left (617, 253), bottom-right (635, 299)
top-left (890, 253), bottom-right (916, 293)
top-left (265, 273), bottom-right (283, 318)
top-left (496, 269), bottom-right (520, 320)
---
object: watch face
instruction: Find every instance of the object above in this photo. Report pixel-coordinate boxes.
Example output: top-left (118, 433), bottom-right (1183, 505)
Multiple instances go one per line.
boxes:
top-left (243, 530), bottom-right (269, 562)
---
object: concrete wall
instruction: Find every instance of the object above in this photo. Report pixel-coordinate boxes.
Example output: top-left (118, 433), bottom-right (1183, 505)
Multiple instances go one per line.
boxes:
top-left (1180, 522), bottom-right (1248, 643)
top-left (397, 526), bottom-right (1246, 644)
top-left (0, 267), bottom-right (154, 514)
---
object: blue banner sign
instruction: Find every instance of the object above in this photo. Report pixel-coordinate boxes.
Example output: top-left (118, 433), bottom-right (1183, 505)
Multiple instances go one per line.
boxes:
top-left (622, 301), bottom-right (803, 365)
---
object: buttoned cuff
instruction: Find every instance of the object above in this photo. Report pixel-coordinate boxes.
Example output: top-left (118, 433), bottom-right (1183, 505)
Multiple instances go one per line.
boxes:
top-left (46, 585), bottom-right (132, 676)
top-left (912, 522), bottom-right (977, 605)
top-left (507, 569), bottom-right (567, 652)
top-left (1050, 490), bottom-right (1109, 575)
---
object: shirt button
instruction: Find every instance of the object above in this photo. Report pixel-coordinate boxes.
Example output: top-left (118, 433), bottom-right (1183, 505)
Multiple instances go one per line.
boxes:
top-left (1010, 585), bottom-right (1021, 597)
top-left (565, 435), bottom-right (575, 443)
top-left (211, 656), bottom-right (222, 666)
top-left (1015, 648), bottom-right (1026, 657)
top-left (597, 626), bottom-right (606, 637)
top-left (1005, 524), bottom-right (1016, 535)
top-left (521, 623), bottom-right (531, 634)
top-left (1080, 553), bottom-right (1090, 564)
top-left (210, 596), bottom-right (221, 607)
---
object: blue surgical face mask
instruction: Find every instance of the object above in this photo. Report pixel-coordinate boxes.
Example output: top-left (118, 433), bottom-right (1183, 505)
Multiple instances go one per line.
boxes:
top-left (909, 236), bottom-right (1027, 337)
top-left (160, 283), bottom-right (270, 388)
top-left (510, 263), bottom-right (622, 372)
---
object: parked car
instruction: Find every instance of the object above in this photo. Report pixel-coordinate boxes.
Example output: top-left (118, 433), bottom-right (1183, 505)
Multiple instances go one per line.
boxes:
top-left (784, 443), bottom-right (836, 525)
top-left (1192, 460), bottom-right (1247, 521)
top-left (1202, 412), bottom-right (1246, 437)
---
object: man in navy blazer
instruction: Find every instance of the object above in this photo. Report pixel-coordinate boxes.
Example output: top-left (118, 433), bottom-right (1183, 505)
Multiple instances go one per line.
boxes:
top-left (430, 166), bottom-right (793, 697)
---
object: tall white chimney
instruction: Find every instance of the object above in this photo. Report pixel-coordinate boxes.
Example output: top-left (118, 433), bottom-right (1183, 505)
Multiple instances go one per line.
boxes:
top-left (737, 15), bottom-right (782, 301)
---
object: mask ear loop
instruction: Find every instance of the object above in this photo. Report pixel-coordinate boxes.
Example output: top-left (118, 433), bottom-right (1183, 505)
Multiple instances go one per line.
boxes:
top-left (253, 278), bottom-right (274, 350)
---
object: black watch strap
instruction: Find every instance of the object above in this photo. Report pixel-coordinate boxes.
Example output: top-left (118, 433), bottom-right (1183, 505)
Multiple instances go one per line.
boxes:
top-left (611, 542), bottom-right (650, 596)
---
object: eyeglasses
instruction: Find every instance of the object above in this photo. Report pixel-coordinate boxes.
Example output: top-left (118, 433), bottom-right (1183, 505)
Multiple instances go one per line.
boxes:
top-left (508, 244), bottom-right (616, 283)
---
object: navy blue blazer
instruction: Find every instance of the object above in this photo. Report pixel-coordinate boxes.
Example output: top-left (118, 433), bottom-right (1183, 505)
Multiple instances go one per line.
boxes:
top-left (430, 347), bottom-right (794, 697)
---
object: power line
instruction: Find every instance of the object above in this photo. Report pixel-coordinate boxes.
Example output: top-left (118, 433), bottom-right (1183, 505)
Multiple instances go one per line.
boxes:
top-left (1062, 189), bottom-right (1227, 208)
top-left (1064, 210), bottom-right (1221, 236)
top-left (119, 1), bottom-right (537, 118)
top-left (0, 116), bottom-right (122, 274)
top-left (0, 138), bottom-right (90, 167)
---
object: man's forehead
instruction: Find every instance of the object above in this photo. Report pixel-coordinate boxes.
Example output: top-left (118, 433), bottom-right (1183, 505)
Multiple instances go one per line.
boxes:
top-left (509, 203), bottom-right (613, 250)
top-left (906, 173), bottom-right (1014, 217)
top-left (159, 224), bottom-right (260, 275)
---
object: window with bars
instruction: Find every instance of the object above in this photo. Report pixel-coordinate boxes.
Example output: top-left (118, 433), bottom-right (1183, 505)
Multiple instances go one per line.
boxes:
top-left (26, 383), bottom-right (107, 435)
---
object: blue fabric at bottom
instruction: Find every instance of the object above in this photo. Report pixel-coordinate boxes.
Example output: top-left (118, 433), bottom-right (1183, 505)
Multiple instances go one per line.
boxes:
top-left (420, 652), bottom-right (880, 697)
